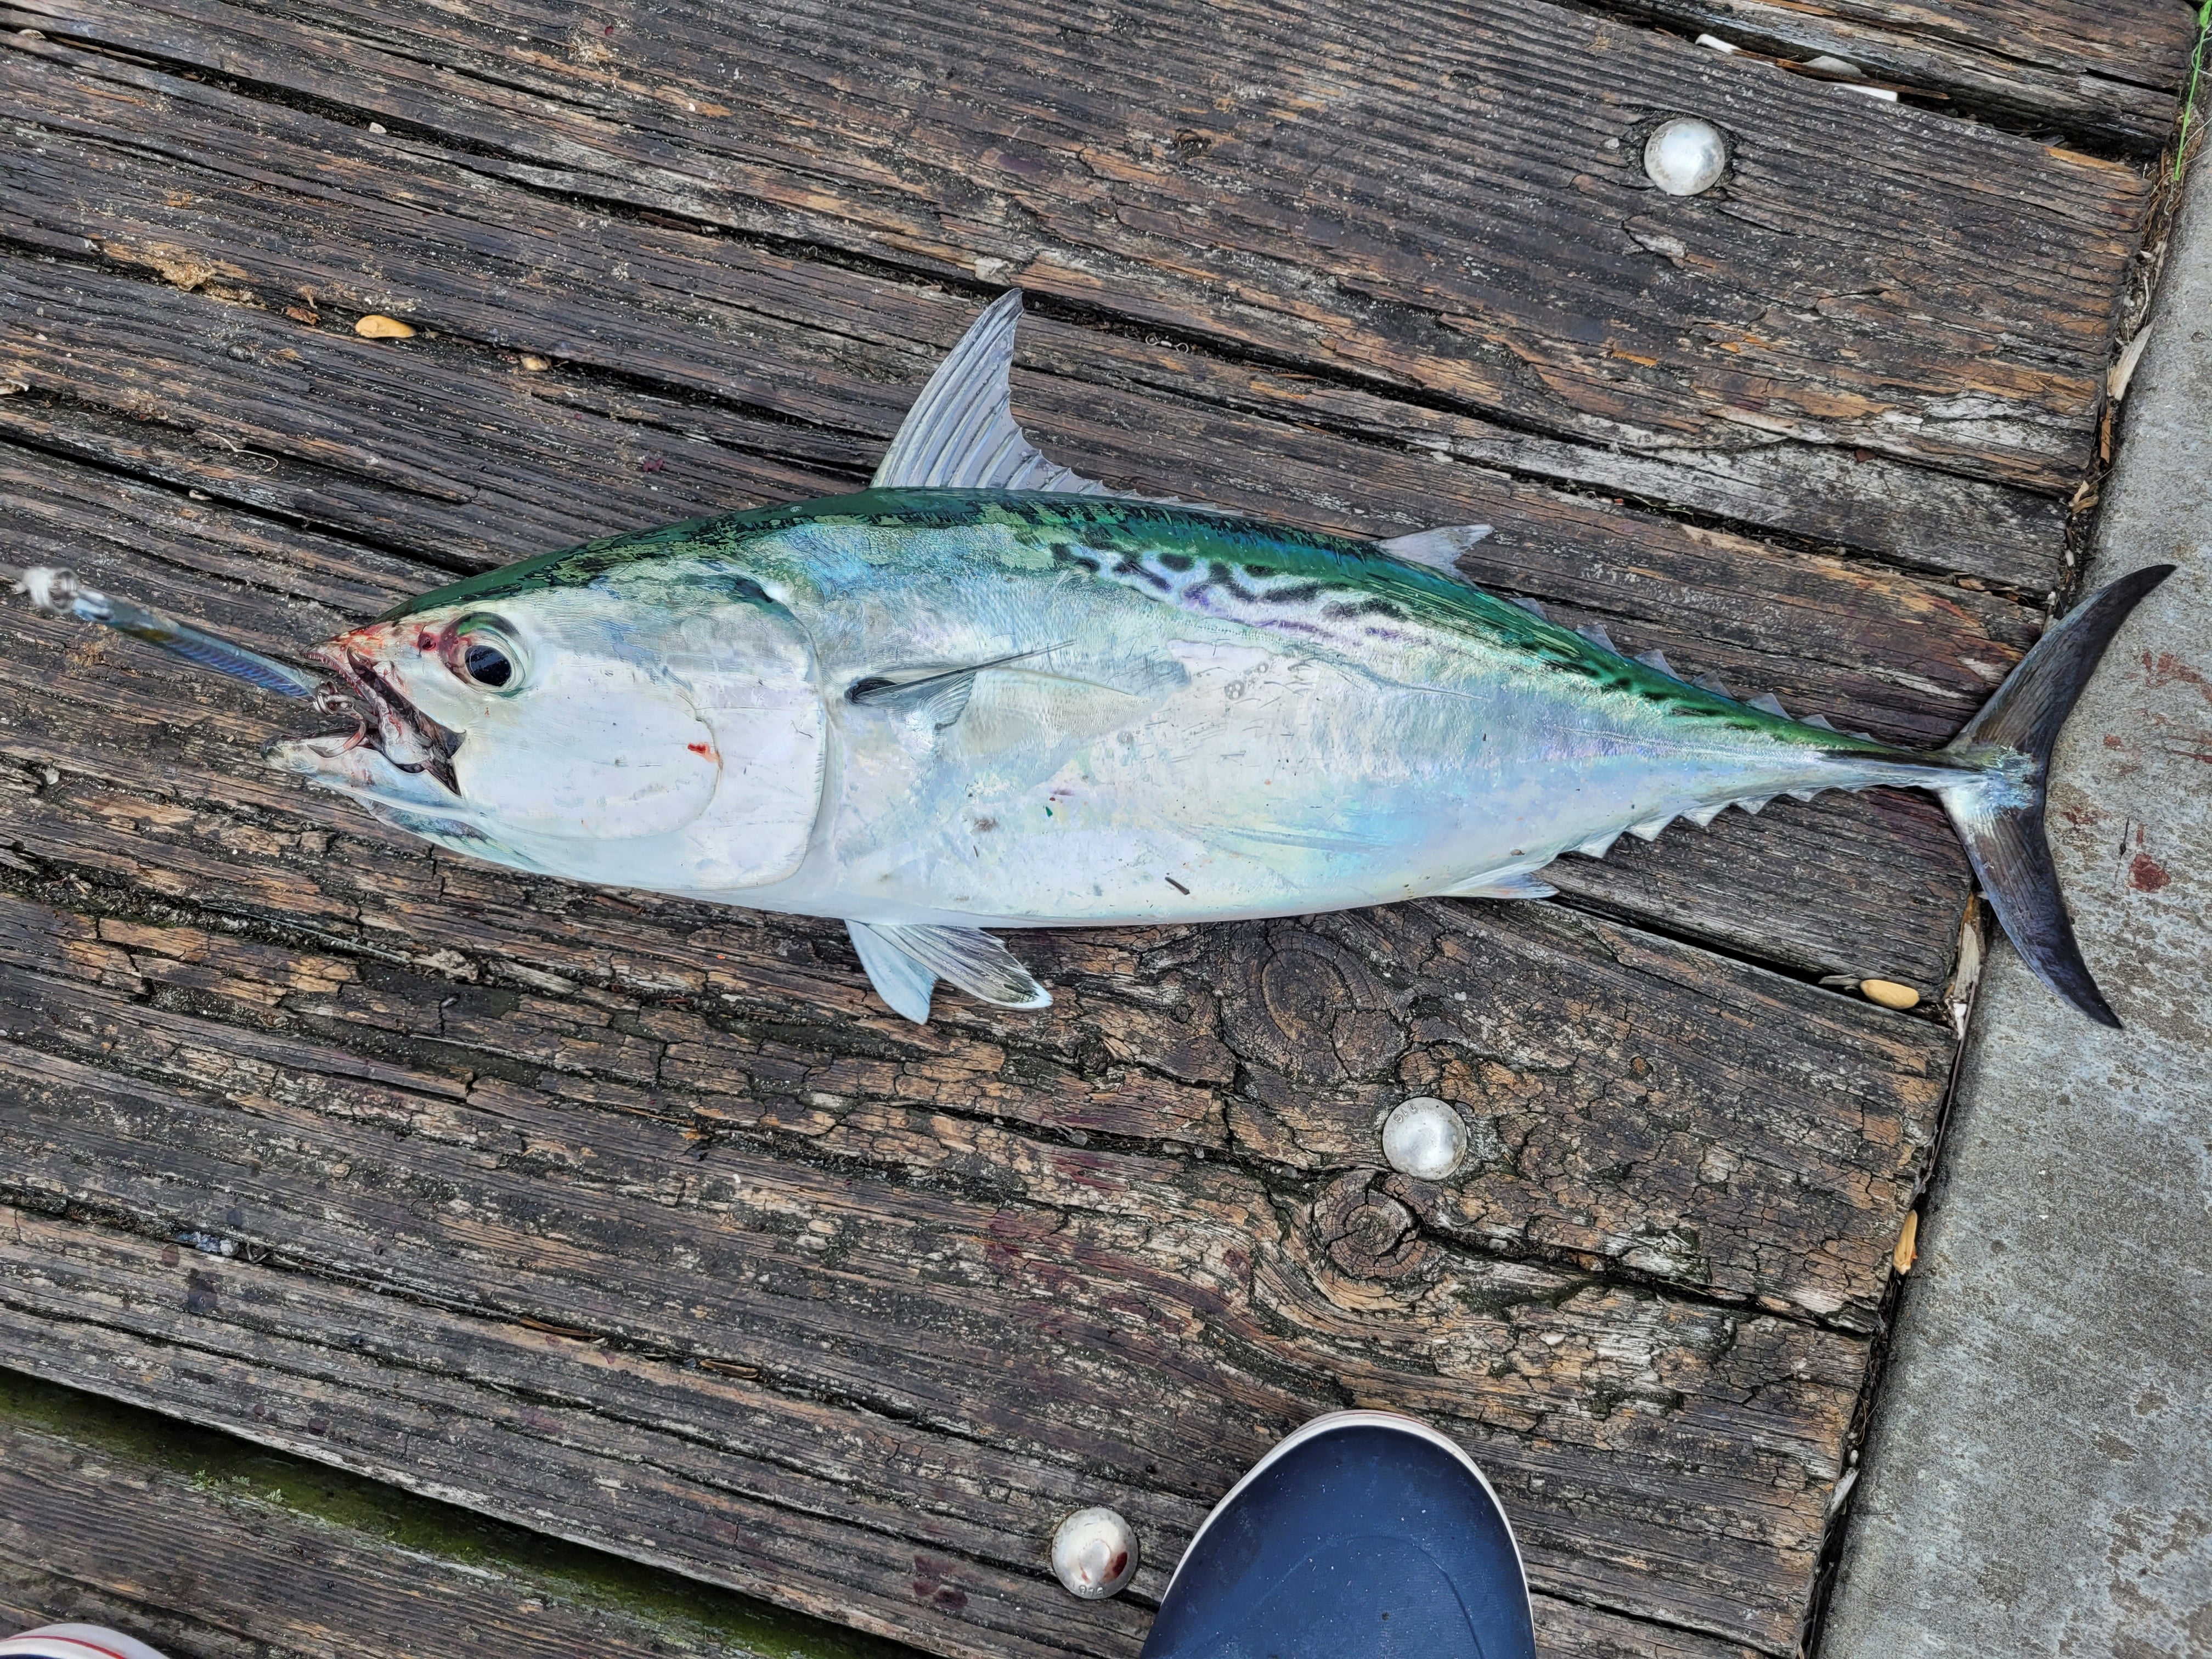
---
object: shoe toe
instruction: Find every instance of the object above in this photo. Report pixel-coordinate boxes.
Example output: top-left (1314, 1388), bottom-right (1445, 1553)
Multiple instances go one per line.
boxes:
top-left (1142, 1415), bottom-right (1534, 1659)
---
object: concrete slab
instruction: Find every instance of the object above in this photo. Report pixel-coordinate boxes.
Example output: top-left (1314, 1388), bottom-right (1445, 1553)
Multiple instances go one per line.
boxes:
top-left (1821, 161), bottom-right (2212, 1655)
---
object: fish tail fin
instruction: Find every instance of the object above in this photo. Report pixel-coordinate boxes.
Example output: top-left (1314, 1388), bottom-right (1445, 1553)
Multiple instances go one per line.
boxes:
top-left (1933, 565), bottom-right (2174, 1028)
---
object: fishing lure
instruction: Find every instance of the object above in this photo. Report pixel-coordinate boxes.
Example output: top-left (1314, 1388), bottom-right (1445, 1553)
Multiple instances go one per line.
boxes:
top-left (9, 294), bottom-right (2166, 1026)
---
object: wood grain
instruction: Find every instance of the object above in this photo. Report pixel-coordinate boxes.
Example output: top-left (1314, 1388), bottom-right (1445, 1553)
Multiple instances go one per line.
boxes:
top-left (0, 27), bottom-right (2078, 586)
top-left (1602, 2), bottom-right (2194, 156)
top-left (4, 0), bottom-right (2155, 511)
top-left (0, 1376), bottom-right (913, 1659)
top-left (0, 1374), bottom-right (1765, 1659)
top-left (0, 972), bottom-right (1899, 1656)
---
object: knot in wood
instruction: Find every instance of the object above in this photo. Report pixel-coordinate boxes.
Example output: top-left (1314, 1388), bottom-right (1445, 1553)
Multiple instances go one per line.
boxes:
top-left (1313, 1170), bottom-right (1427, 1280)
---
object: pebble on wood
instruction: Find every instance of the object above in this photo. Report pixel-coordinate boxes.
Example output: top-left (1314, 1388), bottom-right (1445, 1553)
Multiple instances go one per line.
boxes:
top-left (1049, 1506), bottom-right (1138, 1600)
top-left (1381, 1097), bottom-right (1470, 1181)
top-left (1643, 117), bottom-right (1728, 196)
top-left (354, 313), bottom-right (416, 338)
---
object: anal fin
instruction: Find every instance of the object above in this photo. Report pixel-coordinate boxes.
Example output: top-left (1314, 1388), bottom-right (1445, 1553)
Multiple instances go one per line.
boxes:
top-left (848, 920), bottom-right (1052, 1025)
top-left (1448, 870), bottom-right (1558, 900)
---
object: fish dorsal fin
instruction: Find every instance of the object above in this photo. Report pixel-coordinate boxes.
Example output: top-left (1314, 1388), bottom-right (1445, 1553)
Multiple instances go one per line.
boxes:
top-left (1634, 647), bottom-right (1677, 678)
top-left (1379, 524), bottom-right (1493, 579)
top-left (1748, 691), bottom-right (1790, 718)
top-left (1802, 712), bottom-right (1837, 731)
top-left (1577, 623), bottom-right (1617, 652)
top-left (873, 292), bottom-right (1111, 493)
top-left (1686, 802), bottom-right (1728, 828)
top-left (1694, 673), bottom-right (1733, 697)
top-left (1505, 595), bottom-right (1548, 620)
top-left (848, 921), bottom-right (1053, 1024)
top-left (1626, 814), bottom-right (1673, 841)
top-left (1574, 829), bottom-right (1623, 859)
top-left (1734, 795), bottom-right (1774, 815)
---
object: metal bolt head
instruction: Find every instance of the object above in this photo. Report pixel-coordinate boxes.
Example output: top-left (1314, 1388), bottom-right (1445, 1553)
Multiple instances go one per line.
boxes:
top-left (1643, 117), bottom-right (1728, 196)
top-left (1381, 1097), bottom-right (1468, 1181)
top-left (1052, 1506), bottom-right (1139, 1599)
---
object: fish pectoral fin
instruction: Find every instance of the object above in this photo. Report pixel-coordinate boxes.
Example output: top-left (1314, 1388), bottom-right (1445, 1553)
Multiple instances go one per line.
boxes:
top-left (848, 921), bottom-right (1052, 1022)
top-left (1377, 524), bottom-right (1492, 580)
top-left (849, 670), bottom-right (978, 730)
top-left (848, 921), bottom-right (940, 1024)
top-left (846, 642), bottom-right (1072, 730)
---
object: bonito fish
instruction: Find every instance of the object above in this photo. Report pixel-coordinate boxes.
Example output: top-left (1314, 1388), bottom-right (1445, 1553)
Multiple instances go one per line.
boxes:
top-left (15, 295), bottom-right (2166, 1026)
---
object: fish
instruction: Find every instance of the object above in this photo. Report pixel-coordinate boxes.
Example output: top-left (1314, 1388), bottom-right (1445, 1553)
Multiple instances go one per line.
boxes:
top-left (21, 292), bottom-right (2156, 1027)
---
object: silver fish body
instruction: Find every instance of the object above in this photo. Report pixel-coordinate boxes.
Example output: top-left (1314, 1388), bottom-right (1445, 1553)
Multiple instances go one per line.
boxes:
top-left (262, 294), bottom-right (2168, 1026)
top-left (469, 491), bottom-right (1956, 930)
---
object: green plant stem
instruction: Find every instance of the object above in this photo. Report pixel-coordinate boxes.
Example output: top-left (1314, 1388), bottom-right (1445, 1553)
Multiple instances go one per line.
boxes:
top-left (2180, 0), bottom-right (2212, 182)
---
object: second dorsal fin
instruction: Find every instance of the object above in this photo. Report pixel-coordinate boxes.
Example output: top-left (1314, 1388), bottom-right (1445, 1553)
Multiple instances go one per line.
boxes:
top-left (1377, 524), bottom-right (1493, 577)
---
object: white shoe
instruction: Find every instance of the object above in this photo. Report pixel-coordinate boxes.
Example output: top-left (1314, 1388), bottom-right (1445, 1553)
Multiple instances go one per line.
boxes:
top-left (0, 1627), bottom-right (170, 1659)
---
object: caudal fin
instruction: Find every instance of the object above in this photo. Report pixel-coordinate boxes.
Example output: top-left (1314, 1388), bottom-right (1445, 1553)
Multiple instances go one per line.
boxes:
top-left (1938, 565), bottom-right (2174, 1028)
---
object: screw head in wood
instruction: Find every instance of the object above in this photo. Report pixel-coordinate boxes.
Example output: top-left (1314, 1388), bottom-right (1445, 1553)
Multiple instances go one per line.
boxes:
top-left (1381, 1097), bottom-right (1468, 1181)
top-left (1052, 1506), bottom-right (1139, 1599)
top-left (1643, 118), bottom-right (1728, 196)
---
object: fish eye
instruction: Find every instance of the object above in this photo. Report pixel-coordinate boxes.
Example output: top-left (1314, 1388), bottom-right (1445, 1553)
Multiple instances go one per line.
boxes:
top-left (465, 639), bottom-right (512, 687)
top-left (444, 616), bottom-right (527, 693)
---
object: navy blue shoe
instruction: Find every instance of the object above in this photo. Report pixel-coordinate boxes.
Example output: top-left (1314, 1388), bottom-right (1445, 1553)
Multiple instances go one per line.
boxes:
top-left (1141, 1409), bottom-right (1536, 1659)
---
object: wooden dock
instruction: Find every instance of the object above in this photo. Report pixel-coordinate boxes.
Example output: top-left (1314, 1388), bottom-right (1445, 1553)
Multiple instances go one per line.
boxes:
top-left (0, 3), bottom-right (2194, 1655)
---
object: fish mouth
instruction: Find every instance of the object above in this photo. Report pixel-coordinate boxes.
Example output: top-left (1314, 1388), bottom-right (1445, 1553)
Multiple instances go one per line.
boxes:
top-left (266, 644), bottom-right (467, 808)
top-left (308, 644), bottom-right (465, 794)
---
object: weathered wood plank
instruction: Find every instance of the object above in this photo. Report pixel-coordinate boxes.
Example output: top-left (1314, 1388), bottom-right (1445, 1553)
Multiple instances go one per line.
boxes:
top-left (0, 1004), bottom-right (1883, 1656)
top-left (0, 849), bottom-right (1949, 1321)
top-left (0, 1372), bottom-right (1765, 1659)
top-left (4, 0), bottom-right (2152, 504)
top-left (0, 1374), bottom-right (915, 1659)
top-left (0, 31), bottom-right (2078, 584)
top-left (0, 271), bottom-right (2018, 993)
top-left (1603, 2), bottom-right (2194, 157)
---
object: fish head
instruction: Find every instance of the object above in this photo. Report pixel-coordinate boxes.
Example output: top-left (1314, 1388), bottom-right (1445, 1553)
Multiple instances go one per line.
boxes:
top-left (267, 575), bottom-right (827, 883)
